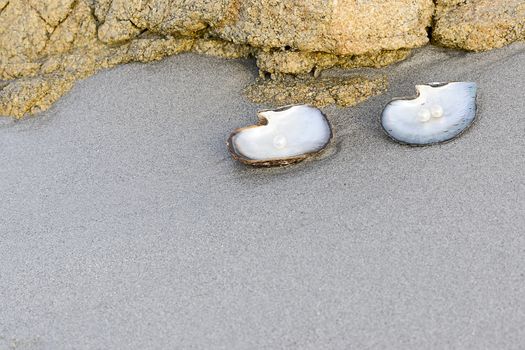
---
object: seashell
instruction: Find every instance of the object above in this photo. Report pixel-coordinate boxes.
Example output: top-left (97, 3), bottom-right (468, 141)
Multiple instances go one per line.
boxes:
top-left (381, 82), bottom-right (478, 145)
top-left (227, 105), bottom-right (333, 167)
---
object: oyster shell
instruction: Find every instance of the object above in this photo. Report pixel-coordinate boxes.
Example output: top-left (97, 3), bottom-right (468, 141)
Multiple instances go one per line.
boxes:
top-left (227, 105), bottom-right (333, 167)
top-left (381, 82), bottom-right (478, 145)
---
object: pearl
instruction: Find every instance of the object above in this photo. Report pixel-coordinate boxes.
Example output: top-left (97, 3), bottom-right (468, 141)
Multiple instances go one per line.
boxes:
top-left (273, 135), bottom-right (287, 149)
top-left (417, 109), bottom-right (431, 122)
top-left (431, 105), bottom-right (444, 118)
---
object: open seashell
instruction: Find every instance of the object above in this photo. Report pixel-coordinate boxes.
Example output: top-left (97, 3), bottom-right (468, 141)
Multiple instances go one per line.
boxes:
top-left (381, 82), bottom-right (478, 145)
top-left (227, 105), bottom-right (333, 167)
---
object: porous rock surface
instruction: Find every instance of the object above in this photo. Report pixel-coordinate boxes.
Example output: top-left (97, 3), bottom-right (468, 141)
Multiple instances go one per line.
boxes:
top-left (96, 0), bottom-right (433, 55)
top-left (256, 50), bottom-right (412, 77)
top-left (0, 0), bottom-right (522, 118)
top-left (433, 0), bottom-right (525, 51)
top-left (244, 75), bottom-right (388, 108)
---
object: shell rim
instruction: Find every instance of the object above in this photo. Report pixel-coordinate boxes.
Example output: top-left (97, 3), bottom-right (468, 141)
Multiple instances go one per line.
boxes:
top-left (227, 104), bottom-right (334, 167)
top-left (380, 82), bottom-right (478, 146)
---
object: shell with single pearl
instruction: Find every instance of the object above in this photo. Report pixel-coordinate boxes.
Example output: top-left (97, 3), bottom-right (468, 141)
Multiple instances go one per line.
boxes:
top-left (227, 105), bottom-right (333, 167)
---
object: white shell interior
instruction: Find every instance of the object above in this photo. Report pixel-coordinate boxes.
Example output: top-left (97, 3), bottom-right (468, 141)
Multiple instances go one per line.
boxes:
top-left (231, 105), bottom-right (331, 161)
top-left (382, 82), bottom-right (477, 145)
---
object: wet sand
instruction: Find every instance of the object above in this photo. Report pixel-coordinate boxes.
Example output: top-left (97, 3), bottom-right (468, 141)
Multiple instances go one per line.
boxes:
top-left (1, 43), bottom-right (524, 349)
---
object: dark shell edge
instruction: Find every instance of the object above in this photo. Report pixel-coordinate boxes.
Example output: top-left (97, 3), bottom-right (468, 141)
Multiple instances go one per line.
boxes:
top-left (380, 82), bottom-right (478, 146)
top-left (226, 104), bottom-right (334, 167)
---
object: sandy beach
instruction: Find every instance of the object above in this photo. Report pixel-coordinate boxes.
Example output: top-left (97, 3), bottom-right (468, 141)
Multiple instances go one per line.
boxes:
top-left (1, 42), bottom-right (524, 349)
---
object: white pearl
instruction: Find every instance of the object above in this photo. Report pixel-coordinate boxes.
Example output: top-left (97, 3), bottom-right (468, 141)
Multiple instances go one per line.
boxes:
top-left (431, 105), bottom-right (444, 118)
top-left (417, 109), bottom-right (431, 122)
top-left (273, 135), bottom-right (287, 149)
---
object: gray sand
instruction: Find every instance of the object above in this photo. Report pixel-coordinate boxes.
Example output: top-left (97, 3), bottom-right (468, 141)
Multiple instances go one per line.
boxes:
top-left (1, 43), bottom-right (524, 349)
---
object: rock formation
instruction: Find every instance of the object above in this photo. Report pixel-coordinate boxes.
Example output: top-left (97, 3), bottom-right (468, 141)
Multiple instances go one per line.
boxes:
top-left (433, 0), bottom-right (525, 51)
top-left (0, 0), bottom-right (523, 118)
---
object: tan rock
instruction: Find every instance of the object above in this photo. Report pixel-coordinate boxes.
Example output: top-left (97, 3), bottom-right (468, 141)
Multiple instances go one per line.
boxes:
top-left (217, 0), bottom-right (433, 55)
top-left (192, 38), bottom-right (254, 59)
top-left (0, 0), bottom-right (50, 63)
top-left (256, 50), bottom-right (412, 76)
top-left (97, 0), bottom-right (236, 43)
top-left (28, 0), bottom-right (76, 27)
top-left (433, 0), bottom-right (525, 51)
top-left (44, 0), bottom-right (98, 56)
top-left (244, 75), bottom-right (388, 108)
top-left (97, 0), bottom-right (433, 55)
top-left (0, 73), bottom-right (75, 117)
top-left (93, 0), bottom-right (112, 23)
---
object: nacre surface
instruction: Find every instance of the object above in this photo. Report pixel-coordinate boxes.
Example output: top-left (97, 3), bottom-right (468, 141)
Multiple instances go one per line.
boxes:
top-left (228, 105), bottom-right (332, 166)
top-left (381, 82), bottom-right (477, 145)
